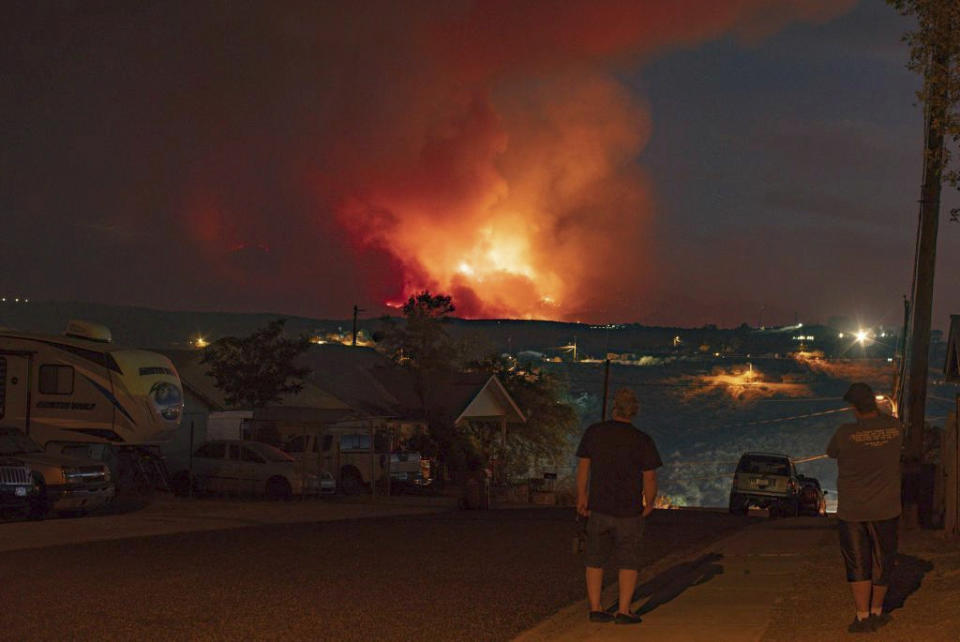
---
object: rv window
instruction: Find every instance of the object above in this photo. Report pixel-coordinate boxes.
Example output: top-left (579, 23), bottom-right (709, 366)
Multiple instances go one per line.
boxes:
top-left (340, 434), bottom-right (371, 451)
top-left (195, 442), bottom-right (226, 459)
top-left (39, 365), bottom-right (74, 395)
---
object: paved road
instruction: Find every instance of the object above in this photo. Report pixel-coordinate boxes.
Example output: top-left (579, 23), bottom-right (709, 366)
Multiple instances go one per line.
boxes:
top-left (1, 508), bottom-right (746, 641)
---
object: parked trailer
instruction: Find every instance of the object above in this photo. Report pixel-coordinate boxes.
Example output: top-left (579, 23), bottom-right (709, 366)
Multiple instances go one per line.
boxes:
top-left (0, 320), bottom-right (184, 497)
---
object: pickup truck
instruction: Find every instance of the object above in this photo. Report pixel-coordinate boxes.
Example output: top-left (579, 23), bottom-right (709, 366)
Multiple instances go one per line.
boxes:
top-left (0, 427), bottom-right (114, 517)
top-left (0, 457), bottom-right (34, 517)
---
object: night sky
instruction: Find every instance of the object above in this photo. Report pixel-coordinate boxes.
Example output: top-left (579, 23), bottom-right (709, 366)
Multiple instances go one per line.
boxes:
top-left (2, 1), bottom-right (957, 328)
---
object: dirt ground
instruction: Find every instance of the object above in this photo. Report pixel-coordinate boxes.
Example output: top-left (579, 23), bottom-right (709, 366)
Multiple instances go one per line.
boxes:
top-left (764, 527), bottom-right (960, 640)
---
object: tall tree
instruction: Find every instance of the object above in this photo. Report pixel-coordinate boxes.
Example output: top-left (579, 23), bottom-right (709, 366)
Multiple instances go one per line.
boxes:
top-left (888, 1), bottom-right (959, 456)
top-left (201, 319), bottom-right (311, 410)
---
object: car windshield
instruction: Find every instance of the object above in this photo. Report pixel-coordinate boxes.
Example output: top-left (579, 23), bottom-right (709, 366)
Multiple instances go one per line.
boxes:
top-left (250, 443), bottom-right (295, 463)
top-left (737, 456), bottom-right (789, 476)
top-left (0, 431), bottom-right (43, 455)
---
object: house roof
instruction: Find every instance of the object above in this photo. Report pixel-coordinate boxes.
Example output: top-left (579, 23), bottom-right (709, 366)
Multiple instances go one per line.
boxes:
top-left (160, 349), bottom-right (350, 413)
top-left (295, 344), bottom-right (413, 417)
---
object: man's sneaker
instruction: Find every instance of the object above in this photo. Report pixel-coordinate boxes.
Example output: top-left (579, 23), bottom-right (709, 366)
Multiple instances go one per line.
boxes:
top-left (847, 616), bottom-right (874, 633)
top-left (869, 613), bottom-right (892, 629)
top-left (614, 612), bottom-right (642, 625)
top-left (589, 611), bottom-right (614, 623)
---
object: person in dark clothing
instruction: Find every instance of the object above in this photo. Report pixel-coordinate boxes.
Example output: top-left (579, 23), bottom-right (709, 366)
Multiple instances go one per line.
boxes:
top-left (575, 387), bottom-right (662, 625)
top-left (827, 382), bottom-right (903, 634)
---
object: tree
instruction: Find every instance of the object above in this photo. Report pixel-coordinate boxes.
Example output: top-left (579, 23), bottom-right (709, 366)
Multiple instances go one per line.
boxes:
top-left (470, 354), bottom-right (580, 482)
top-left (379, 291), bottom-right (458, 369)
top-left (201, 319), bottom-right (311, 410)
top-left (888, 1), bottom-right (959, 456)
top-left (889, 1), bottom-right (960, 217)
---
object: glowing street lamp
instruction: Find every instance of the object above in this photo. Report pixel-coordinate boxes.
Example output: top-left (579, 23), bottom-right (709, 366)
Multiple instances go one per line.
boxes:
top-left (193, 336), bottom-right (209, 349)
top-left (855, 329), bottom-right (869, 345)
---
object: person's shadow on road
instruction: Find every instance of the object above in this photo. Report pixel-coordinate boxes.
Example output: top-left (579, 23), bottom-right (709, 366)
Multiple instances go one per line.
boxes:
top-left (884, 553), bottom-right (934, 613)
top-left (624, 553), bottom-right (725, 615)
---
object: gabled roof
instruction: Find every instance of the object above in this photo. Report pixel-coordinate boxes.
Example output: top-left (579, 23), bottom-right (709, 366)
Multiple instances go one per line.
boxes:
top-left (453, 375), bottom-right (526, 425)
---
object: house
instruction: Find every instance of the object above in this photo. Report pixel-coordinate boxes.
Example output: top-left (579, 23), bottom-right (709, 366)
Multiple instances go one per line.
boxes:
top-left (160, 344), bottom-right (526, 485)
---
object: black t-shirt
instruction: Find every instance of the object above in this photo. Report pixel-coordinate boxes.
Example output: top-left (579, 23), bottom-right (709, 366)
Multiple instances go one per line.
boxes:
top-left (575, 420), bottom-right (662, 518)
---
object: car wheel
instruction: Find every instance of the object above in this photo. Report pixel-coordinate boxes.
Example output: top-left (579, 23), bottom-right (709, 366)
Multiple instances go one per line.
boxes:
top-left (340, 467), bottom-right (365, 495)
top-left (266, 476), bottom-right (292, 500)
top-left (728, 493), bottom-right (748, 515)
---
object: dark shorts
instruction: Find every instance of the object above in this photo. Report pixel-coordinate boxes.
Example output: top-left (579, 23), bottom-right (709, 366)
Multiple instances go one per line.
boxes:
top-left (837, 517), bottom-right (899, 585)
top-left (584, 512), bottom-right (644, 571)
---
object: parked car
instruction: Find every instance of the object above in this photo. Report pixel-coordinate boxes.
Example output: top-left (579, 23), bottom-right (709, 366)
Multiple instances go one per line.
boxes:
top-left (729, 452), bottom-right (801, 518)
top-left (172, 439), bottom-right (320, 499)
top-left (0, 457), bottom-right (35, 517)
top-left (0, 427), bottom-right (113, 517)
top-left (797, 474), bottom-right (827, 516)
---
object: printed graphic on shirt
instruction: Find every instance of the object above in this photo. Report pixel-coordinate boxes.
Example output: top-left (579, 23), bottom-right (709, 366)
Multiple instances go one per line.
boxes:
top-left (849, 427), bottom-right (901, 447)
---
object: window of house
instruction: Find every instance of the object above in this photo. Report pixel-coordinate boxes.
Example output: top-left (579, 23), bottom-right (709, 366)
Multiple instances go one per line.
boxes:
top-left (39, 364), bottom-right (74, 395)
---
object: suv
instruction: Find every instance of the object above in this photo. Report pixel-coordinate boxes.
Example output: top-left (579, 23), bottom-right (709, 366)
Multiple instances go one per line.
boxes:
top-left (729, 452), bottom-right (801, 518)
top-left (0, 427), bottom-right (114, 517)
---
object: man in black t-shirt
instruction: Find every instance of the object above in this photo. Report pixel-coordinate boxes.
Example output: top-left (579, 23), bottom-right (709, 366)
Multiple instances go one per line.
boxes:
top-left (575, 387), bottom-right (662, 625)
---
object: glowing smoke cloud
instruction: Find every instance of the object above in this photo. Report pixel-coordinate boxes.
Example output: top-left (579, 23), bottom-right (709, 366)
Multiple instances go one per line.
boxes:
top-left (330, 0), bottom-right (857, 320)
top-left (165, 1), bottom-right (856, 319)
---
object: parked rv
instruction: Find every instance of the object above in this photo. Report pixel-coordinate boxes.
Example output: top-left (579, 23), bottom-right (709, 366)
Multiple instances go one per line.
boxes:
top-left (0, 321), bottom-right (184, 495)
top-left (282, 429), bottom-right (429, 494)
top-left (0, 427), bottom-right (113, 517)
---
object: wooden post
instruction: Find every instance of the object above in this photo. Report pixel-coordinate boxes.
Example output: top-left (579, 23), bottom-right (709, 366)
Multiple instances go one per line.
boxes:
top-left (188, 420), bottom-right (194, 499)
top-left (369, 421), bottom-right (376, 501)
top-left (947, 392), bottom-right (960, 535)
top-left (500, 416), bottom-right (507, 486)
top-left (386, 425), bottom-right (392, 498)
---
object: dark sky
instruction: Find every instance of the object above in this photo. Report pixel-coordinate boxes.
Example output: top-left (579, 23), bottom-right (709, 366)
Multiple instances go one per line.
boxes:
top-left (1, 1), bottom-right (957, 328)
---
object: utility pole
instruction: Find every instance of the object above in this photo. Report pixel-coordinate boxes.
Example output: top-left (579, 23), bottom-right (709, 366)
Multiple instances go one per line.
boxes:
top-left (352, 304), bottom-right (365, 346)
top-left (904, 30), bottom-right (951, 462)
